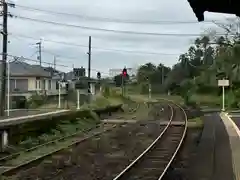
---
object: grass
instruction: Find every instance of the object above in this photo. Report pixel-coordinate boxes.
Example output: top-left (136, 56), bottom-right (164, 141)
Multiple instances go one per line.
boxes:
top-left (188, 117), bottom-right (204, 128)
top-left (191, 94), bottom-right (221, 108)
top-left (81, 95), bottom-right (123, 110)
top-left (118, 103), bottom-right (151, 120)
top-left (18, 118), bottom-right (98, 149)
top-left (127, 93), bottom-right (221, 108)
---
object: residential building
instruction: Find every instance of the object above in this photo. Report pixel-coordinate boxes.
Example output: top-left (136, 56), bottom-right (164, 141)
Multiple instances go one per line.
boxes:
top-left (0, 61), bottom-right (66, 99)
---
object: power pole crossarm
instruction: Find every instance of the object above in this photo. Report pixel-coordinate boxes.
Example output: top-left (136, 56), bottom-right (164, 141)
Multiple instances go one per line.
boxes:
top-left (0, 0), bottom-right (8, 116)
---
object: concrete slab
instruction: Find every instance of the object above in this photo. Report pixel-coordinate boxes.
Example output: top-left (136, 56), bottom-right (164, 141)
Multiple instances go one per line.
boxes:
top-left (101, 119), bottom-right (186, 126)
top-left (160, 121), bottom-right (185, 126)
top-left (0, 110), bottom-right (70, 127)
top-left (102, 119), bottom-right (137, 123)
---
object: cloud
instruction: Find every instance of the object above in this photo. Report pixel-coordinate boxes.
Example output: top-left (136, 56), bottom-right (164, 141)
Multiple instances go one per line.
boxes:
top-left (1, 0), bottom-right (237, 77)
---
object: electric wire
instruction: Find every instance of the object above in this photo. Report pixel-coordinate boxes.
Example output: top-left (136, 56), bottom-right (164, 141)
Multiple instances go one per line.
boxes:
top-left (12, 4), bottom-right (218, 25)
top-left (11, 14), bottom-right (231, 37)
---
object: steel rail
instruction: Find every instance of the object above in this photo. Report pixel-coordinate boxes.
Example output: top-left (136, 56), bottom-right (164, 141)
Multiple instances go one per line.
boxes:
top-left (158, 100), bottom-right (188, 180)
top-left (0, 123), bottom-right (118, 176)
top-left (112, 99), bottom-right (187, 180)
top-left (113, 103), bottom-right (174, 180)
top-left (0, 121), bottom-right (100, 163)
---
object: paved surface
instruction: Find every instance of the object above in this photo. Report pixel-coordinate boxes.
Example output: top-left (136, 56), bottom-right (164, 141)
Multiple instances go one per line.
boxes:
top-left (0, 109), bottom-right (55, 120)
top-left (222, 113), bottom-right (240, 179)
top-left (188, 114), bottom-right (235, 180)
top-left (0, 109), bottom-right (70, 127)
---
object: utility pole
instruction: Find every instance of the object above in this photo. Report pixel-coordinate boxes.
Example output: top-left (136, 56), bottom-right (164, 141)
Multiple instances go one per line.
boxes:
top-left (36, 41), bottom-right (42, 66)
top-left (0, 0), bottom-right (8, 116)
top-left (53, 56), bottom-right (56, 70)
top-left (72, 64), bottom-right (74, 80)
top-left (161, 65), bottom-right (164, 85)
top-left (87, 36), bottom-right (91, 101)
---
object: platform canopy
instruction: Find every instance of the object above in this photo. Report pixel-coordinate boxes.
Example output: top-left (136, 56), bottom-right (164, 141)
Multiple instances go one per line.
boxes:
top-left (187, 0), bottom-right (240, 21)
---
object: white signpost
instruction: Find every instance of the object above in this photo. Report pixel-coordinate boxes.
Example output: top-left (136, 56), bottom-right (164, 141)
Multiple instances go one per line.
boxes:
top-left (218, 79), bottom-right (229, 111)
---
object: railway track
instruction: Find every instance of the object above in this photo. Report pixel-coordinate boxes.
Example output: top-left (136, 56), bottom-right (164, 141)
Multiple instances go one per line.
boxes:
top-left (2, 102), bottom-right (172, 180)
top-left (1, 101), bottom-right (177, 180)
top-left (112, 102), bottom-right (187, 180)
top-left (0, 101), bottom-right (142, 176)
top-left (0, 123), bottom-right (117, 176)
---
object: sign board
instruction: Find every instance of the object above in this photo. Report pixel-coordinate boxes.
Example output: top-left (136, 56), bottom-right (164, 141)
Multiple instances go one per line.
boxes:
top-left (73, 67), bottom-right (85, 77)
top-left (218, 79), bottom-right (229, 87)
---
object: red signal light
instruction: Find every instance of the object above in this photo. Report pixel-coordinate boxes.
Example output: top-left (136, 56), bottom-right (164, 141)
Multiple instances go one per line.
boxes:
top-left (122, 68), bottom-right (127, 76)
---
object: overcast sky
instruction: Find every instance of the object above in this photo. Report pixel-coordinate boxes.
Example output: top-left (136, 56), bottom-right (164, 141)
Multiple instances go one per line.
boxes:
top-left (1, 0), bottom-right (236, 77)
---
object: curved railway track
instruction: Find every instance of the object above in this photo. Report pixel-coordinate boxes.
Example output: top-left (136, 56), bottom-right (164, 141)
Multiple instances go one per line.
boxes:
top-left (112, 101), bottom-right (187, 180)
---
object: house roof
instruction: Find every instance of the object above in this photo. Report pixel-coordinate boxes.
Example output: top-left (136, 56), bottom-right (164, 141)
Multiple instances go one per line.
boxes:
top-left (0, 61), bottom-right (52, 77)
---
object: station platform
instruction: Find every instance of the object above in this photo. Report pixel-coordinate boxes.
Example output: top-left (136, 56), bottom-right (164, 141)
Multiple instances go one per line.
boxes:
top-left (188, 113), bottom-right (240, 180)
top-left (0, 109), bottom-right (70, 127)
top-left (221, 112), bottom-right (240, 179)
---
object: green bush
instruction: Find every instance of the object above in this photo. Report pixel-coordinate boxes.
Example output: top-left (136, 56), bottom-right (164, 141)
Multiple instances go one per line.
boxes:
top-left (102, 86), bottom-right (110, 97)
top-left (27, 93), bottom-right (46, 108)
top-left (226, 91), bottom-right (237, 108)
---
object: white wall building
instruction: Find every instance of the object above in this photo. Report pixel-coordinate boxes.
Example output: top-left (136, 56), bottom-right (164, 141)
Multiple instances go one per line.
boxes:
top-left (109, 68), bottom-right (137, 78)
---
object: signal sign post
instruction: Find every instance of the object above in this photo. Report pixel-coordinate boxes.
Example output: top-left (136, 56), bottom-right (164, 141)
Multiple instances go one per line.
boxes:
top-left (218, 79), bottom-right (229, 111)
top-left (74, 67), bottom-right (86, 110)
top-left (122, 68), bottom-right (127, 96)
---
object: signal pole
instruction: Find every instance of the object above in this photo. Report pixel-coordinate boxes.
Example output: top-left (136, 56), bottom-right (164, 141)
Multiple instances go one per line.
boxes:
top-left (0, 0), bottom-right (8, 116)
top-left (36, 41), bottom-right (42, 66)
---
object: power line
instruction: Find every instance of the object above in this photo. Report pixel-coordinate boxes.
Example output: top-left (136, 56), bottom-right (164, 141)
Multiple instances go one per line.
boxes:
top-left (6, 54), bottom-right (109, 75)
top-left (13, 4), bottom-right (217, 25)
top-left (11, 14), bottom-right (229, 37)
top-left (42, 50), bottom-right (80, 61)
top-left (9, 33), bottom-right (181, 56)
top-left (7, 54), bottom-right (71, 68)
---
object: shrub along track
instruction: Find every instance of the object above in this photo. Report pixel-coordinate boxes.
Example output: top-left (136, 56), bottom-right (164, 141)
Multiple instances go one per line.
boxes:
top-left (100, 99), bottom-right (149, 120)
top-left (2, 102), bottom-right (173, 180)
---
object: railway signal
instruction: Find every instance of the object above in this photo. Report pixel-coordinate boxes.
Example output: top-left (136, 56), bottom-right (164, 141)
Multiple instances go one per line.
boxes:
top-left (187, 0), bottom-right (240, 21)
top-left (122, 68), bottom-right (127, 77)
top-left (97, 72), bottom-right (101, 80)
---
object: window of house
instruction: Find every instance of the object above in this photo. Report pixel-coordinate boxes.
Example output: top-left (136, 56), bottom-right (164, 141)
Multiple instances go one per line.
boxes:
top-left (35, 80), bottom-right (41, 90)
top-left (56, 81), bottom-right (59, 90)
top-left (43, 80), bottom-right (46, 90)
top-left (15, 79), bottom-right (28, 92)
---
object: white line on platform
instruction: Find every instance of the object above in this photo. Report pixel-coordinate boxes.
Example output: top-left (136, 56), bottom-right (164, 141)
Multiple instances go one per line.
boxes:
top-left (0, 110), bottom-right (70, 123)
top-left (4, 109), bottom-right (36, 112)
top-left (225, 113), bottom-right (240, 138)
